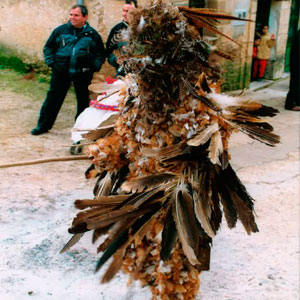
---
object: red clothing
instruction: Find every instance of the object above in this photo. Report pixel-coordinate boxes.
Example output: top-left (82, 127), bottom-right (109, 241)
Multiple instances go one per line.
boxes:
top-left (253, 46), bottom-right (258, 58)
top-left (252, 58), bottom-right (268, 79)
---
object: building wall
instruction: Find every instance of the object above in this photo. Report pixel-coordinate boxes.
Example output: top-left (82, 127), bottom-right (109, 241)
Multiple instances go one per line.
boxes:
top-left (205, 0), bottom-right (256, 90)
top-left (0, 1), bottom-right (123, 58)
top-left (0, 0), bottom-right (291, 88)
top-left (0, 0), bottom-right (130, 76)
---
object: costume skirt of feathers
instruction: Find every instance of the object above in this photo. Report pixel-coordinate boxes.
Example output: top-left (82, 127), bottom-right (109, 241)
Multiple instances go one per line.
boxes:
top-left (62, 1), bottom-right (280, 299)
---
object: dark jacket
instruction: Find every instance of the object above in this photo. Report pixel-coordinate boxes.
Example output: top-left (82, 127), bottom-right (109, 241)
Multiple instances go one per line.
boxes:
top-left (44, 21), bottom-right (106, 75)
top-left (106, 21), bottom-right (128, 70)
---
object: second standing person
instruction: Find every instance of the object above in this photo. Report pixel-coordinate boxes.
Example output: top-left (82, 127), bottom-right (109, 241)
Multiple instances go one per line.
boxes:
top-left (106, 1), bottom-right (137, 77)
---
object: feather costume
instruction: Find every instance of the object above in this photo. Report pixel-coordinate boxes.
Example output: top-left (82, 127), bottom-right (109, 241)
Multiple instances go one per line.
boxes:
top-left (62, 1), bottom-right (279, 299)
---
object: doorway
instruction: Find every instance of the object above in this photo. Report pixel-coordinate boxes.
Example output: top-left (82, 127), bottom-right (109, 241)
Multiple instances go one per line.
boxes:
top-left (255, 0), bottom-right (272, 34)
top-left (251, 0), bottom-right (272, 81)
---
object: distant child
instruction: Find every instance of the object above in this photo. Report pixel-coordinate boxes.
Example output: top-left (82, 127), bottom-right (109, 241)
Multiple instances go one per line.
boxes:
top-left (251, 36), bottom-right (261, 81)
top-left (253, 25), bottom-right (276, 81)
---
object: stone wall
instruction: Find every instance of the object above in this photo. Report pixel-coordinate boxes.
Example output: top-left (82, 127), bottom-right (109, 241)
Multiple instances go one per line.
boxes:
top-left (0, 0), bottom-right (79, 59)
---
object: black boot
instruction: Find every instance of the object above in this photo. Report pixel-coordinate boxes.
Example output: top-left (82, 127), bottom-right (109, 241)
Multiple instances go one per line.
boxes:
top-left (31, 127), bottom-right (49, 135)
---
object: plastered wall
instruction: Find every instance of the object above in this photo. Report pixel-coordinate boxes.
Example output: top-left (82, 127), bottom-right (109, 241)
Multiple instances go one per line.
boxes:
top-left (0, 0), bottom-right (125, 59)
top-left (0, 0), bottom-right (291, 85)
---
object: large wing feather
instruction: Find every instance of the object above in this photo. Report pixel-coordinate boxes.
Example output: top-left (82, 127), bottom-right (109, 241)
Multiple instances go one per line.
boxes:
top-left (121, 173), bottom-right (176, 193)
top-left (187, 122), bottom-right (219, 147)
top-left (60, 233), bottom-right (84, 254)
top-left (208, 130), bottom-right (223, 165)
top-left (173, 184), bottom-right (200, 266)
top-left (178, 7), bottom-right (252, 22)
top-left (160, 204), bottom-right (178, 261)
top-left (95, 204), bottom-right (162, 273)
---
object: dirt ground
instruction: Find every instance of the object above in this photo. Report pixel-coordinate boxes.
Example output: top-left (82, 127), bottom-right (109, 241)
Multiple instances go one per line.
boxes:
top-left (0, 78), bottom-right (299, 300)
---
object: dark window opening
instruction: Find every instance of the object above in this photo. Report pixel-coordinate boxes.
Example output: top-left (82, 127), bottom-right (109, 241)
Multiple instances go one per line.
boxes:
top-left (189, 0), bottom-right (205, 8)
top-left (255, 0), bottom-right (272, 33)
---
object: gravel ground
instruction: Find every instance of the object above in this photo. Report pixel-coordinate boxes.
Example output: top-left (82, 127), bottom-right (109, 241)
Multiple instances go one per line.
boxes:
top-left (0, 78), bottom-right (299, 300)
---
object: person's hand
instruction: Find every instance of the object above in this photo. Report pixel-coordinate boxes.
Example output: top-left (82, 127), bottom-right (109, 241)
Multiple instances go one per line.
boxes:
top-left (271, 34), bottom-right (275, 40)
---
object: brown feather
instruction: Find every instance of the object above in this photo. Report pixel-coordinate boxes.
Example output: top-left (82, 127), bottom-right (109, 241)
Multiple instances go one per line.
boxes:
top-left (141, 142), bottom-right (189, 162)
top-left (197, 72), bottom-right (212, 93)
top-left (97, 218), bottom-right (137, 253)
top-left (238, 123), bottom-right (280, 146)
top-left (223, 113), bottom-right (267, 124)
top-left (72, 206), bottom-right (116, 227)
top-left (94, 172), bottom-right (113, 197)
top-left (173, 184), bottom-right (200, 266)
top-left (95, 203), bottom-right (162, 274)
top-left (82, 114), bottom-right (117, 141)
top-left (179, 7), bottom-right (253, 22)
top-left (101, 249), bottom-right (124, 283)
top-left (86, 202), bottom-right (162, 230)
top-left (226, 101), bottom-right (262, 112)
top-left (193, 171), bottom-right (215, 238)
top-left (92, 226), bottom-right (112, 244)
top-left (60, 233), bottom-right (84, 253)
top-left (230, 190), bottom-right (259, 234)
top-left (224, 119), bottom-right (280, 146)
top-left (208, 130), bottom-right (223, 166)
top-left (182, 13), bottom-right (243, 47)
top-left (182, 77), bottom-right (221, 111)
top-left (160, 204), bottom-right (178, 261)
top-left (187, 122), bottom-right (219, 147)
top-left (74, 195), bottom-right (131, 209)
top-left (83, 127), bottom-right (114, 141)
top-left (120, 173), bottom-right (175, 193)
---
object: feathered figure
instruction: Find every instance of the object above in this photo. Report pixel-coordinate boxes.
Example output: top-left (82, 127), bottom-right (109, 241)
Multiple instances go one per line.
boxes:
top-left (61, 1), bottom-right (279, 299)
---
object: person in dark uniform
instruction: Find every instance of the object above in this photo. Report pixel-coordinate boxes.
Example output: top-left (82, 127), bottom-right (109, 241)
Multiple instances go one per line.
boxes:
top-left (285, 29), bottom-right (300, 111)
top-left (105, 1), bottom-right (137, 77)
top-left (31, 5), bottom-right (106, 135)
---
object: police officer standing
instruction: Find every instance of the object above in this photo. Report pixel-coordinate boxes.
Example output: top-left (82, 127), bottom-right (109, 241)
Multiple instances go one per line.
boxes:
top-left (31, 5), bottom-right (106, 135)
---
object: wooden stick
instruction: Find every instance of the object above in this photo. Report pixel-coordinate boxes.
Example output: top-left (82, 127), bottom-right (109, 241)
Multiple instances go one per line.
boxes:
top-left (72, 124), bottom-right (115, 132)
top-left (0, 155), bottom-right (89, 169)
top-left (95, 90), bottom-right (120, 102)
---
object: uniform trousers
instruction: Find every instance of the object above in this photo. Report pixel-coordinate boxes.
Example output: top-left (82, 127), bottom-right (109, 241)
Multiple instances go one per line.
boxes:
top-left (36, 69), bottom-right (93, 131)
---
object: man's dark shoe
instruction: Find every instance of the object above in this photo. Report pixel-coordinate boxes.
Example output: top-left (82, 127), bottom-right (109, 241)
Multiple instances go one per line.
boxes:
top-left (70, 141), bottom-right (83, 155)
top-left (31, 127), bottom-right (49, 135)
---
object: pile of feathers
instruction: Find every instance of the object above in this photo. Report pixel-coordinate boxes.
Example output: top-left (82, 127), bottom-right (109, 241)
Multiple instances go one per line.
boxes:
top-left (61, 1), bottom-right (280, 299)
